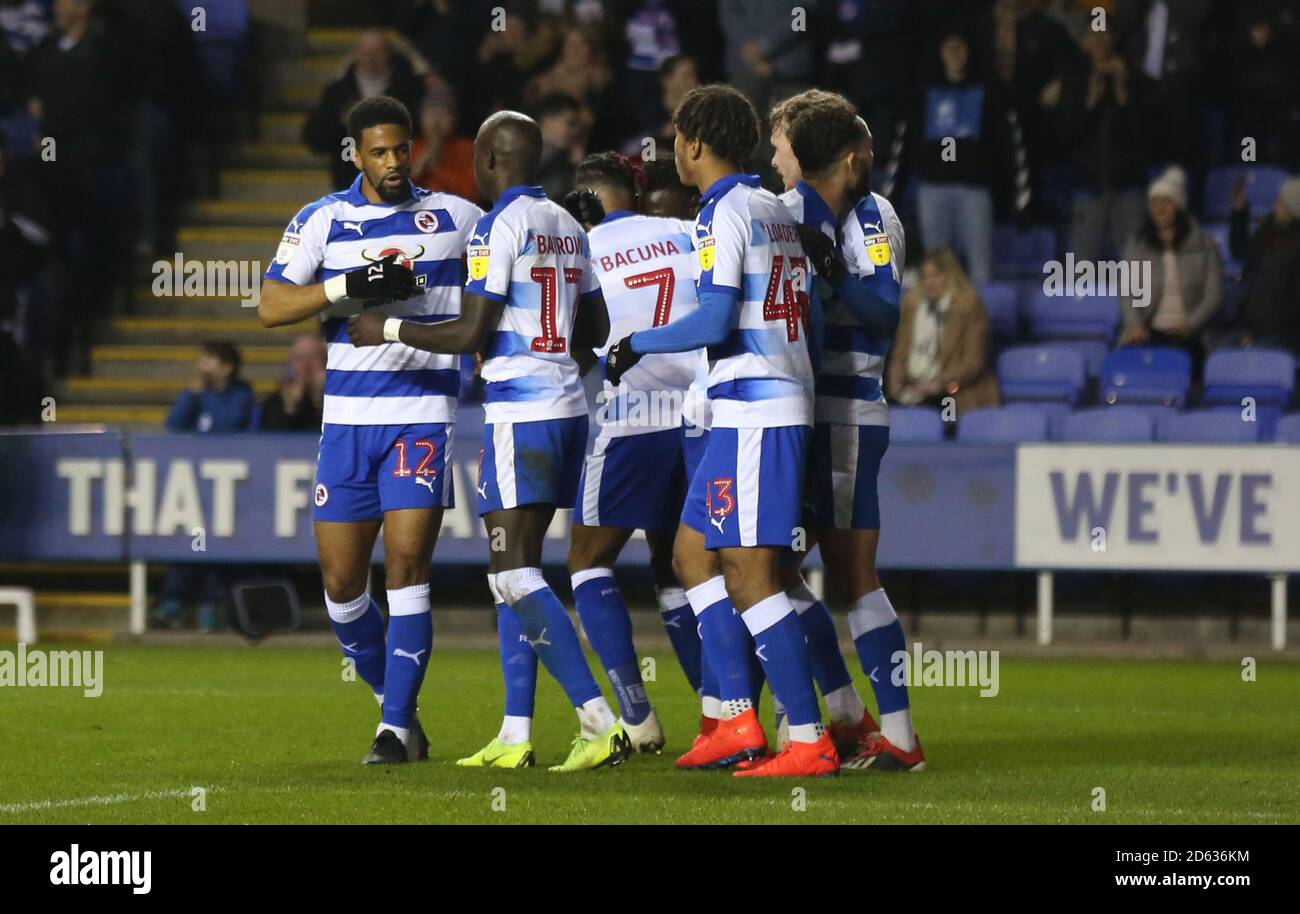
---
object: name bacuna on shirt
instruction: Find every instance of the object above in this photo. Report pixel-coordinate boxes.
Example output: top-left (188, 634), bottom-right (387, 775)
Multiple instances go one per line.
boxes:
top-left (594, 238), bottom-right (685, 273)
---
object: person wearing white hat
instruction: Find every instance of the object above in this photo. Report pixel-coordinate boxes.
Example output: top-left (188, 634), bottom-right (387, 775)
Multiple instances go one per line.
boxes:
top-left (1118, 166), bottom-right (1223, 375)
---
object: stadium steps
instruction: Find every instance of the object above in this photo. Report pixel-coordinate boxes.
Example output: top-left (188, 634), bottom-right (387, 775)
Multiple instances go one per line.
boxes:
top-left (104, 317), bottom-right (312, 345)
top-left (58, 376), bottom-right (278, 407)
top-left (53, 34), bottom-right (334, 433)
top-left (184, 199), bottom-right (307, 227)
top-left (259, 111), bottom-right (308, 144)
top-left (218, 169), bottom-right (331, 203)
top-left (0, 564), bottom-right (135, 639)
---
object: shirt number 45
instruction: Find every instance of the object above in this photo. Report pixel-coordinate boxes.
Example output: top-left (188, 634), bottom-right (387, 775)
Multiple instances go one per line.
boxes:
top-left (762, 254), bottom-right (809, 342)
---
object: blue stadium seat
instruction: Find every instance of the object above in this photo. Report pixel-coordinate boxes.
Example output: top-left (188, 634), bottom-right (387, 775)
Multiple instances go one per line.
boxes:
top-left (1063, 407), bottom-right (1156, 442)
top-left (1200, 221), bottom-right (1243, 279)
top-left (889, 406), bottom-right (947, 442)
top-left (1202, 348), bottom-right (1296, 408)
top-left (1100, 347), bottom-right (1191, 407)
top-left (1024, 289), bottom-right (1120, 342)
top-left (992, 225), bottom-right (1056, 278)
top-left (997, 344), bottom-right (1087, 404)
top-left (1050, 340), bottom-right (1110, 378)
top-left (1203, 165), bottom-right (1289, 221)
top-left (979, 282), bottom-right (1020, 341)
top-left (958, 406), bottom-right (1050, 443)
top-left (1275, 413), bottom-right (1300, 444)
top-left (1157, 409), bottom-right (1261, 443)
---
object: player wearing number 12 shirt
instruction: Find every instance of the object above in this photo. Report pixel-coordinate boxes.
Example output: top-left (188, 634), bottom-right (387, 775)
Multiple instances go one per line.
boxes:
top-left (605, 85), bottom-right (838, 777)
top-left (259, 96), bottom-right (482, 767)
top-left (349, 111), bottom-right (630, 773)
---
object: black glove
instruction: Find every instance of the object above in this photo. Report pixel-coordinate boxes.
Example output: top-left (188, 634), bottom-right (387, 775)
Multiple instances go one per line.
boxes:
top-left (604, 335), bottom-right (643, 386)
top-left (562, 188), bottom-right (606, 228)
top-left (796, 223), bottom-right (846, 286)
top-left (345, 253), bottom-right (418, 302)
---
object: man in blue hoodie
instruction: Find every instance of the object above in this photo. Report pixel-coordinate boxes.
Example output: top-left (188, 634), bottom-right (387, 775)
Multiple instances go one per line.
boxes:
top-left (164, 342), bottom-right (254, 433)
top-left (154, 342), bottom-right (253, 630)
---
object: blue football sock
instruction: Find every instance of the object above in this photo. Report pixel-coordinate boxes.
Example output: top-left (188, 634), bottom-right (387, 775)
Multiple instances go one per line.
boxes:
top-left (501, 568), bottom-right (602, 709)
top-left (381, 584), bottom-right (433, 730)
top-left (794, 596), bottom-right (854, 695)
top-left (698, 628), bottom-right (721, 702)
top-left (496, 601), bottom-right (537, 719)
top-left (688, 576), bottom-right (754, 705)
top-left (572, 569), bottom-right (650, 725)
top-left (849, 589), bottom-right (911, 714)
top-left (741, 592), bottom-right (822, 732)
top-left (325, 592), bottom-right (386, 697)
top-left (656, 586), bottom-right (702, 693)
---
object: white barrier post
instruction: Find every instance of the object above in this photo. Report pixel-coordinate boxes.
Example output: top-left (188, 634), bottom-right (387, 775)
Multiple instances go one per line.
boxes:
top-left (1037, 570), bottom-right (1053, 646)
top-left (1270, 574), bottom-right (1288, 651)
top-left (0, 587), bottom-right (37, 645)
top-left (129, 561), bottom-right (147, 635)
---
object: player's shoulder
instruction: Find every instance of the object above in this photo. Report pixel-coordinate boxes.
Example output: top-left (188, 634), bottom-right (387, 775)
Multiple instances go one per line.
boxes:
top-left (285, 189), bottom-right (353, 235)
top-left (414, 187), bottom-right (485, 227)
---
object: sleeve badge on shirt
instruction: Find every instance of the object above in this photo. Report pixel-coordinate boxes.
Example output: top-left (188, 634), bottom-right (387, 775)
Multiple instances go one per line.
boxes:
top-left (274, 233), bottom-right (299, 265)
top-left (468, 245), bottom-right (490, 281)
top-left (864, 232), bottom-right (892, 267)
top-left (697, 236), bottom-right (716, 272)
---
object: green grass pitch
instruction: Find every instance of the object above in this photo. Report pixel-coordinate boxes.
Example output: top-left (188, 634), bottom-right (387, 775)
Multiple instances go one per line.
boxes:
top-left (2, 644), bottom-right (1297, 824)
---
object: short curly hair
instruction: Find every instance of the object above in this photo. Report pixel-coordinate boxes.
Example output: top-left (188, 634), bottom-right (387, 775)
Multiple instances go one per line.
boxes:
top-left (785, 92), bottom-right (867, 176)
top-left (768, 88), bottom-right (849, 137)
top-left (672, 84), bottom-right (759, 170)
top-left (576, 151), bottom-right (647, 198)
top-left (345, 95), bottom-right (412, 143)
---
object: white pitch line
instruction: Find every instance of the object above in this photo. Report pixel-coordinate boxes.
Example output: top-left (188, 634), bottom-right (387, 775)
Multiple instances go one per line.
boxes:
top-left (0, 787), bottom-right (218, 815)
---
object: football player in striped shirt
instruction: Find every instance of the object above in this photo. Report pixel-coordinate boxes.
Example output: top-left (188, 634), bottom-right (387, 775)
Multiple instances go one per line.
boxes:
top-left (350, 111), bottom-right (629, 773)
top-left (605, 85), bottom-right (838, 777)
top-left (259, 96), bottom-right (483, 765)
top-left (780, 92), bottom-right (925, 771)
top-left (558, 151), bottom-right (705, 754)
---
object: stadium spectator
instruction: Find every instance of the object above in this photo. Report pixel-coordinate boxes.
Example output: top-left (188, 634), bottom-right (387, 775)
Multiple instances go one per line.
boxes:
top-left (808, 0), bottom-right (909, 179)
top-left (165, 342), bottom-right (254, 434)
top-left (1226, 175), bottom-right (1300, 351)
top-left (718, 0), bottom-right (815, 112)
top-left (474, 4), bottom-right (562, 120)
top-left (257, 334), bottom-right (326, 432)
top-left (1114, 0), bottom-right (1214, 175)
top-left (393, 0), bottom-right (484, 119)
top-left (302, 30), bottom-right (426, 190)
top-left (1057, 26), bottom-right (1150, 264)
top-left (614, 0), bottom-right (686, 132)
top-left (410, 84), bottom-right (477, 200)
top-left (536, 92), bottom-right (588, 200)
top-left (1118, 167), bottom-right (1223, 369)
top-left (887, 247), bottom-right (999, 412)
top-left (631, 52), bottom-right (697, 156)
top-left (913, 32), bottom-right (1011, 289)
top-left (526, 25), bottom-right (626, 149)
top-left (1227, 1), bottom-right (1300, 169)
top-left (156, 340), bottom-right (252, 632)
top-left (0, 131), bottom-right (47, 425)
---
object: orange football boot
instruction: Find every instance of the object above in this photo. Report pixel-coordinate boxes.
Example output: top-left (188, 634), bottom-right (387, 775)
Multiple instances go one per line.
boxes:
top-left (673, 716), bottom-right (720, 769)
top-left (842, 733), bottom-right (926, 772)
top-left (732, 732), bottom-right (839, 778)
top-left (676, 708), bottom-right (768, 770)
top-left (827, 710), bottom-right (880, 759)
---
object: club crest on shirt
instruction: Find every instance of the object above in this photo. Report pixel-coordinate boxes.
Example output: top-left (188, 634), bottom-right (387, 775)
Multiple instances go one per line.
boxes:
top-left (413, 210), bottom-right (440, 234)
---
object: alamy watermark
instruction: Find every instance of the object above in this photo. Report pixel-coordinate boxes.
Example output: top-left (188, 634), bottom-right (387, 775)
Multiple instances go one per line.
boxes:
top-left (152, 253), bottom-right (262, 308)
top-left (891, 643), bottom-right (1000, 698)
top-left (0, 643), bottom-right (103, 697)
top-left (1042, 253), bottom-right (1151, 308)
